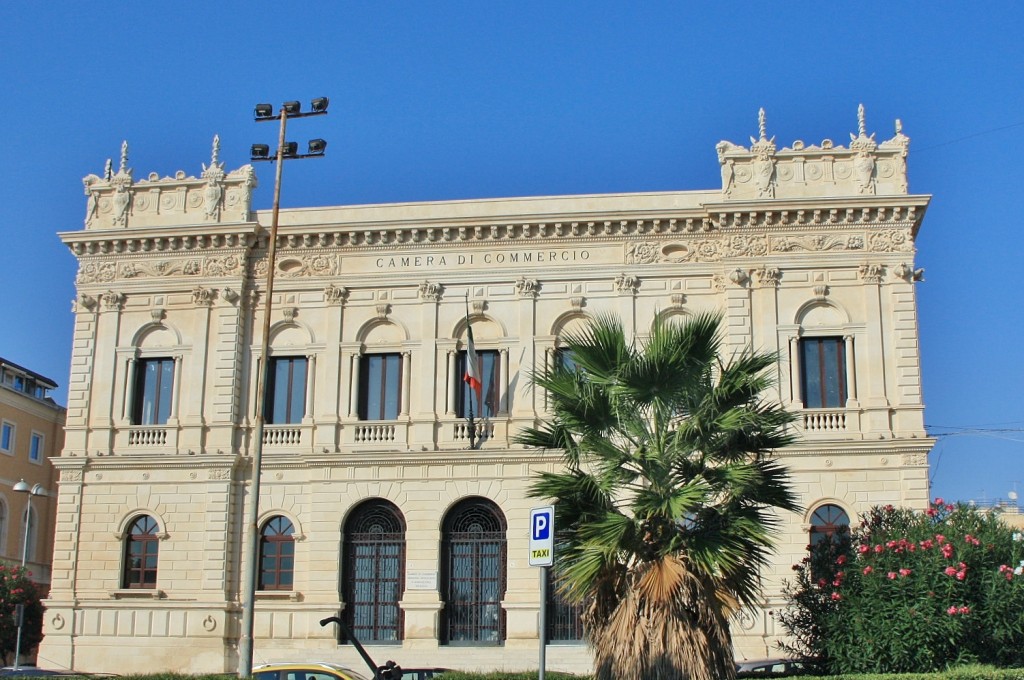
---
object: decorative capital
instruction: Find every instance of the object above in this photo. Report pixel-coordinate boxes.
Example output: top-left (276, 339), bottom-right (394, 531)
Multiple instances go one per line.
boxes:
top-left (75, 293), bottom-right (97, 312)
top-left (192, 286), bottom-right (214, 307)
top-left (570, 296), bottom-right (586, 311)
top-left (150, 307), bottom-right (166, 322)
top-left (754, 267), bottom-right (781, 288)
top-left (859, 264), bottom-right (884, 284)
top-left (282, 307), bottom-right (298, 321)
top-left (324, 284), bottom-right (349, 305)
top-left (417, 281), bottom-right (443, 302)
top-left (375, 302), bottom-right (391, 319)
top-left (515, 277), bottom-right (540, 298)
top-left (614, 273), bottom-right (639, 295)
top-left (471, 299), bottom-right (486, 315)
top-left (100, 290), bottom-right (125, 311)
top-left (670, 292), bottom-right (686, 308)
top-left (813, 285), bottom-right (829, 300)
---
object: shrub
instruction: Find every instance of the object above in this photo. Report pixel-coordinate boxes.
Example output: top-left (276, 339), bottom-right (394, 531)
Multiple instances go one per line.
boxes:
top-left (0, 562), bottom-right (46, 666)
top-left (777, 500), bottom-right (1024, 673)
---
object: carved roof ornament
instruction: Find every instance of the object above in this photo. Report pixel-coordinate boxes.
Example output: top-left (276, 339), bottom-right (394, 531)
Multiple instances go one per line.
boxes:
top-left (81, 140), bottom-right (257, 230)
top-left (715, 105), bottom-right (909, 199)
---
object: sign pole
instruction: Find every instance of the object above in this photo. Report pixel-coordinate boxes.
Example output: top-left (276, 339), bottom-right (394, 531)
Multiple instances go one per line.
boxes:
top-left (539, 566), bottom-right (547, 680)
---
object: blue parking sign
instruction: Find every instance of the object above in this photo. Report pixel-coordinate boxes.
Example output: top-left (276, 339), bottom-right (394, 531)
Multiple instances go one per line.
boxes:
top-left (529, 506), bottom-right (554, 566)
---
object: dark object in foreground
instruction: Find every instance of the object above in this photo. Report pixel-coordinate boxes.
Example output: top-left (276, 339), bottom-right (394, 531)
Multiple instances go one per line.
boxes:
top-left (319, 616), bottom-right (404, 680)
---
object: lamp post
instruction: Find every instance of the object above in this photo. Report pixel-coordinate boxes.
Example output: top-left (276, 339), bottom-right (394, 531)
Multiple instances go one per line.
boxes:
top-left (12, 479), bottom-right (44, 671)
top-left (239, 97), bottom-right (328, 678)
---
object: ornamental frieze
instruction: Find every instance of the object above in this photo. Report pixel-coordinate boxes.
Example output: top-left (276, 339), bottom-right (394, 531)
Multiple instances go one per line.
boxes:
top-left (76, 255), bottom-right (243, 284)
top-left (770, 234), bottom-right (864, 253)
top-left (867, 229), bottom-right (914, 253)
top-left (252, 254), bottom-right (339, 279)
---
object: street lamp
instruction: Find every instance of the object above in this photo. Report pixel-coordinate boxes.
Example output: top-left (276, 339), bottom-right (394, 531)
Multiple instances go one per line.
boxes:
top-left (239, 97), bottom-right (328, 678)
top-left (12, 480), bottom-right (44, 671)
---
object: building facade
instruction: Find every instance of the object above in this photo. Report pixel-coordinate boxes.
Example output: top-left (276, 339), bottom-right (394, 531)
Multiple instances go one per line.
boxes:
top-left (42, 109), bottom-right (933, 673)
top-left (0, 358), bottom-right (64, 588)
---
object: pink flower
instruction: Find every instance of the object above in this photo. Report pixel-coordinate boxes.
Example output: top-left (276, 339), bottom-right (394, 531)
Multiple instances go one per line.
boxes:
top-left (935, 497), bottom-right (945, 505)
top-left (956, 570), bottom-right (967, 581)
top-left (874, 545), bottom-right (885, 554)
top-left (792, 564), bottom-right (801, 571)
top-left (958, 606), bottom-right (970, 615)
top-left (945, 504), bottom-right (955, 512)
top-left (863, 566), bottom-right (874, 575)
top-left (858, 545), bottom-right (870, 555)
top-left (899, 568), bottom-right (912, 577)
top-left (837, 555), bottom-right (847, 565)
top-left (887, 572), bottom-right (898, 580)
top-left (944, 566), bottom-right (958, 577)
top-left (1007, 573), bottom-right (1014, 582)
top-left (818, 578), bottom-right (827, 588)
top-left (926, 508), bottom-right (938, 517)
top-left (920, 539), bottom-right (934, 550)
top-left (947, 606), bottom-right (959, 615)
top-left (831, 592), bottom-right (842, 601)
top-left (999, 565), bottom-right (1011, 573)
top-left (941, 544), bottom-right (955, 559)
top-left (936, 534), bottom-right (947, 544)
top-left (884, 504), bottom-right (895, 512)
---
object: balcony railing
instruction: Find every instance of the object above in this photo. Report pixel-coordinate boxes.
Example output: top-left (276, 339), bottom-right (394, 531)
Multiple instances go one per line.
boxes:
top-left (263, 425), bottom-right (303, 446)
top-left (801, 409), bottom-right (847, 433)
top-left (354, 422), bottom-right (397, 443)
top-left (452, 420), bottom-right (495, 443)
top-left (126, 426), bottom-right (168, 447)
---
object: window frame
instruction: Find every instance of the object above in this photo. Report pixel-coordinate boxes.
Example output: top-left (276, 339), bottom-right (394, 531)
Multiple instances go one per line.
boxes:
top-left (358, 353), bottom-right (403, 421)
top-left (800, 336), bottom-right (847, 409)
top-left (455, 350), bottom-right (501, 419)
top-left (264, 356), bottom-right (308, 425)
top-left (122, 515), bottom-right (160, 589)
top-left (1, 421), bottom-right (14, 454)
top-left (29, 431), bottom-right (44, 464)
top-left (131, 357), bottom-right (176, 425)
top-left (809, 503), bottom-right (851, 548)
top-left (258, 515), bottom-right (296, 591)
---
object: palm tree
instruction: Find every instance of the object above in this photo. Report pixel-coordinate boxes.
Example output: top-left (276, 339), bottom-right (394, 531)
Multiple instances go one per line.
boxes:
top-left (516, 311), bottom-right (799, 680)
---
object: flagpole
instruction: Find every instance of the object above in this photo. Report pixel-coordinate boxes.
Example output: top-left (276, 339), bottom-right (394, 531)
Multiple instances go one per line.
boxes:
top-left (464, 296), bottom-right (478, 450)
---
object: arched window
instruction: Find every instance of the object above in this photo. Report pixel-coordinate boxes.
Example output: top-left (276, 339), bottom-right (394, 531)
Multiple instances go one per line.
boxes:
top-left (809, 504), bottom-right (851, 547)
top-left (259, 516), bottom-right (295, 590)
top-left (123, 515), bottom-right (159, 588)
top-left (442, 498), bottom-right (506, 645)
top-left (342, 501), bottom-right (406, 642)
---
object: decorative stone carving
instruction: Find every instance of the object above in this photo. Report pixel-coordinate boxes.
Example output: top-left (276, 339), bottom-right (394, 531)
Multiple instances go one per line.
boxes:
top-left (902, 452), bottom-right (927, 466)
top-left (715, 105), bottom-right (909, 199)
top-left (324, 284), bottom-right (349, 304)
top-left (859, 264), bottom-right (884, 284)
top-left (728, 268), bottom-right (749, 286)
top-left (201, 135), bottom-right (225, 221)
top-left (754, 267), bottom-right (781, 288)
top-left (76, 261), bottom-right (115, 284)
top-left (893, 262), bottom-right (925, 282)
top-left (61, 469), bottom-right (84, 482)
top-left (282, 307), bottom-right (298, 321)
top-left (614, 273), bottom-right (639, 294)
top-left (151, 308), bottom-right (166, 322)
top-left (100, 290), bottom-right (125, 311)
top-left (204, 255), bottom-right (241, 277)
top-left (222, 287), bottom-right (240, 304)
top-left (712, 274), bottom-right (726, 292)
top-left (192, 287), bottom-right (214, 307)
top-left (514, 277), bottom-right (539, 298)
top-left (76, 293), bottom-right (97, 312)
top-left (209, 468), bottom-right (232, 480)
top-left (813, 285), bottom-right (829, 300)
top-left (417, 281), bottom-right (442, 302)
top-left (471, 300), bottom-right (486, 315)
top-left (670, 293), bottom-right (686, 307)
top-left (376, 303), bottom-right (391, 319)
top-left (570, 296), bottom-right (586, 311)
top-left (625, 242), bottom-right (661, 264)
top-left (728, 235), bottom-right (768, 257)
top-left (750, 108), bottom-right (777, 199)
top-left (849, 104), bottom-right (878, 195)
top-left (771, 234), bottom-right (864, 253)
top-left (868, 229), bottom-right (913, 253)
top-left (81, 141), bottom-right (256, 230)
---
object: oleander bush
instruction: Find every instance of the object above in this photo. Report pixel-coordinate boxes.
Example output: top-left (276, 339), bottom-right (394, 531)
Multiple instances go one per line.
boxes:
top-left (777, 500), bottom-right (1024, 674)
top-left (0, 562), bottom-right (45, 666)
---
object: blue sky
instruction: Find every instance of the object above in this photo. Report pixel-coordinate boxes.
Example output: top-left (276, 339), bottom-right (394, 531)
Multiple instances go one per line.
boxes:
top-left (2, 2), bottom-right (1021, 504)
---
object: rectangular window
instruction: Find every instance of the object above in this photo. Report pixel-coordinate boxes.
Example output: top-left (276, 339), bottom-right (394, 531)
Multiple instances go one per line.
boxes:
top-left (359, 353), bottom-right (402, 420)
top-left (29, 432), bottom-right (43, 463)
top-left (132, 358), bottom-right (175, 425)
top-left (801, 337), bottom-right (847, 408)
top-left (1, 421), bottom-right (14, 454)
top-left (456, 350), bottom-right (500, 418)
top-left (265, 357), bottom-right (307, 424)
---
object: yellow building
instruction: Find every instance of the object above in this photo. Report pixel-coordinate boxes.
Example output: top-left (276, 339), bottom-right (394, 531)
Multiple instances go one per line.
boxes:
top-left (42, 108), bottom-right (933, 674)
top-left (0, 357), bottom-right (64, 588)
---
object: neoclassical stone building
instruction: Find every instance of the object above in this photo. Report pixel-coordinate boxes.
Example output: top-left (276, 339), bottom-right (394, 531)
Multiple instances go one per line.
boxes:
top-left (43, 108), bottom-right (932, 674)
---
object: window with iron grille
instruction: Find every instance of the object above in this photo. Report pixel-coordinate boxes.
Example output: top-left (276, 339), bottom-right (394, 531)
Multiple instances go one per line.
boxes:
top-left (455, 350), bottom-right (500, 418)
top-left (442, 498), bottom-right (507, 645)
top-left (800, 337), bottom-right (847, 408)
top-left (265, 357), bottom-right (307, 424)
top-left (545, 569), bottom-right (585, 642)
top-left (343, 500), bottom-right (406, 642)
top-left (358, 354), bottom-right (402, 420)
top-left (132, 358), bottom-right (174, 425)
top-left (259, 516), bottom-right (295, 590)
top-left (123, 515), bottom-right (159, 588)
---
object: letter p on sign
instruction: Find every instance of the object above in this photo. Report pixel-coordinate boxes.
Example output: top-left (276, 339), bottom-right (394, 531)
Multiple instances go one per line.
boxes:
top-left (529, 506), bottom-right (554, 567)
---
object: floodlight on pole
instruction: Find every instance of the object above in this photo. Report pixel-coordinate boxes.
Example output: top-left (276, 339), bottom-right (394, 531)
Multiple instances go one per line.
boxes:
top-left (12, 479), bottom-right (44, 671)
top-left (239, 97), bottom-right (328, 679)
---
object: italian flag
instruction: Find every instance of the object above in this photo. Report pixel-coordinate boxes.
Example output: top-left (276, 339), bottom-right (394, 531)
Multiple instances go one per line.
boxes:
top-left (464, 323), bottom-right (483, 399)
